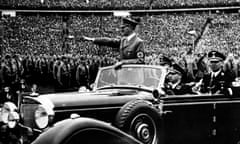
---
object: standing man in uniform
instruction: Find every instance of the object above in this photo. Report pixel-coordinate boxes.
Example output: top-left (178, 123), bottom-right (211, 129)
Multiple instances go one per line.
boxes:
top-left (57, 56), bottom-right (71, 91)
top-left (82, 16), bottom-right (145, 66)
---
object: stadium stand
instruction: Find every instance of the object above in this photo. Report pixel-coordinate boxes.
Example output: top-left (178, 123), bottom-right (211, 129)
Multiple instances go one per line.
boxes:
top-left (0, 0), bottom-right (239, 10)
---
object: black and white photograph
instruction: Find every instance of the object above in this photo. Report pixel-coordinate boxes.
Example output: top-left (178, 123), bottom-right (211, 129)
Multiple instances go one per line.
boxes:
top-left (0, 0), bottom-right (240, 144)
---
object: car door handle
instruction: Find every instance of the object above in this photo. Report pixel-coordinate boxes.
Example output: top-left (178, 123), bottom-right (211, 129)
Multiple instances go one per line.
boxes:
top-left (162, 110), bottom-right (172, 115)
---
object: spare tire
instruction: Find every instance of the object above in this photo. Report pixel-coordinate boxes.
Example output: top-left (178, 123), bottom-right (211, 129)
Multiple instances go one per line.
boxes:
top-left (114, 100), bottom-right (162, 144)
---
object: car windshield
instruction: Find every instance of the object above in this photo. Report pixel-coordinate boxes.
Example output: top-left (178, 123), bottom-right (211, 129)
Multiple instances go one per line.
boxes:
top-left (96, 66), bottom-right (162, 89)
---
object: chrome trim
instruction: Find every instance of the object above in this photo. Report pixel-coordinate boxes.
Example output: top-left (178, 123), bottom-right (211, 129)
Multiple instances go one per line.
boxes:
top-left (36, 97), bottom-right (54, 110)
top-left (55, 106), bottom-right (122, 113)
top-left (23, 96), bottom-right (54, 109)
top-left (164, 100), bottom-right (240, 106)
top-left (18, 123), bottom-right (42, 133)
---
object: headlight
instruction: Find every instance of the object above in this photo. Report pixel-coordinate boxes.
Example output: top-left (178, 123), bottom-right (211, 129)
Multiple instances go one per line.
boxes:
top-left (1, 102), bottom-right (17, 124)
top-left (34, 105), bottom-right (54, 129)
top-left (8, 112), bottom-right (20, 128)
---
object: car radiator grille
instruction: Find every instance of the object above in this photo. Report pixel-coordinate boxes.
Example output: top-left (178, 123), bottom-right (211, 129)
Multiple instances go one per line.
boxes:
top-left (20, 104), bottom-right (39, 128)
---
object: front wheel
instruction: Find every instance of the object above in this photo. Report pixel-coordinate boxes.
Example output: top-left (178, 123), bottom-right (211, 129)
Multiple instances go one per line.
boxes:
top-left (114, 100), bottom-right (162, 144)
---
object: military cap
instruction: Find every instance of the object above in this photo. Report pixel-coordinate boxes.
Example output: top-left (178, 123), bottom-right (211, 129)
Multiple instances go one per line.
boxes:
top-left (168, 69), bottom-right (182, 75)
top-left (122, 16), bottom-right (139, 27)
top-left (208, 50), bottom-right (226, 62)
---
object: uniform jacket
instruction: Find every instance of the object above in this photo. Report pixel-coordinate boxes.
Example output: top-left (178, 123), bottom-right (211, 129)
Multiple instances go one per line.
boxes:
top-left (201, 68), bottom-right (235, 94)
top-left (93, 34), bottom-right (144, 62)
top-left (57, 62), bottom-right (71, 86)
top-left (76, 63), bottom-right (88, 87)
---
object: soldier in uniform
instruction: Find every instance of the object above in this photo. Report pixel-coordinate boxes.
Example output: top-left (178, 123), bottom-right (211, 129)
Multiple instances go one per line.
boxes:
top-left (198, 50), bottom-right (235, 95)
top-left (25, 55), bottom-right (35, 85)
top-left (88, 57), bottom-right (99, 84)
top-left (82, 16), bottom-right (145, 66)
top-left (57, 56), bottom-right (71, 91)
top-left (0, 55), bottom-right (18, 104)
top-left (12, 54), bottom-right (23, 80)
top-left (76, 60), bottom-right (89, 88)
top-left (53, 57), bottom-right (61, 91)
top-left (1, 55), bottom-right (13, 88)
top-left (10, 57), bottom-right (21, 99)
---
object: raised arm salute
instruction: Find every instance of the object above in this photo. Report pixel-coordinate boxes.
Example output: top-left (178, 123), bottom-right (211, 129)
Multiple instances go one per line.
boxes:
top-left (82, 16), bottom-right (145, 65)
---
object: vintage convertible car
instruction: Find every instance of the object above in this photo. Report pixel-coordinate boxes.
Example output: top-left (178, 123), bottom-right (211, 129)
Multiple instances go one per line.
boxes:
top-left (1, 64), bottom-right (240, 144)
top-left (0, 64), bottom-right (164, 144)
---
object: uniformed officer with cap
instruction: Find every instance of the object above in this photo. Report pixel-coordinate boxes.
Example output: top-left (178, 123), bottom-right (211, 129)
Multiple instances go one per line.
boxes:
top-left (82, 16), bottom-right (145, 66)
top-left (159, 54), bottom-right (188, 83)
top-left (199, 50), bottom-right (235, 95)
top-left (164, 68), bottom-right (196, 95)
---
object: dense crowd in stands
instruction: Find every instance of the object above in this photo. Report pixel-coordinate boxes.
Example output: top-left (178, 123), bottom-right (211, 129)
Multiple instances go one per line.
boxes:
top-left (0, 0), bottom-right (239, 10)
top-left (1, 12), bottom-right (240, 56)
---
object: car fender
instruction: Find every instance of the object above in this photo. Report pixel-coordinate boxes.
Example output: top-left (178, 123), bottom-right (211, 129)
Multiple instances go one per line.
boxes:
top-left (32, 117), bottom-right (143, 144)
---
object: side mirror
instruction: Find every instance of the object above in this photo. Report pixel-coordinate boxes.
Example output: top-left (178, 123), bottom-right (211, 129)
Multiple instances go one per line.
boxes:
top-left (152, 89), bottom-right (165, 99)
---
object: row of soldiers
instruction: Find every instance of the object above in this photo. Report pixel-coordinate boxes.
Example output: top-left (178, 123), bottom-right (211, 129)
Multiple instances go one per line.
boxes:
top-left (1, 50), bottom-right (240, 102)
top-left (0, 53), bottom-right (117, 99)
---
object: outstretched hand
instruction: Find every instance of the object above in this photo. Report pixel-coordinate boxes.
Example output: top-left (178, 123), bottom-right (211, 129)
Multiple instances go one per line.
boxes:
top-left (81, 36), bottom-right (94, 41)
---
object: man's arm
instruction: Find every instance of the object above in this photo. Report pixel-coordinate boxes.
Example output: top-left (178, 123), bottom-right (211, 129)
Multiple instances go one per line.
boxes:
top-left (82, 36), bottom-right (121, 50)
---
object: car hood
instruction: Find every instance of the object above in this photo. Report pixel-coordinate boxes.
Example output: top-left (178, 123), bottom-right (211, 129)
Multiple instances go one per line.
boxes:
top-left (31, 89), bottom-right (153, 109)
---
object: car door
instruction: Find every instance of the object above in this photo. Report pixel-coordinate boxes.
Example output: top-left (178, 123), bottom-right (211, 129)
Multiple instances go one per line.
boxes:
top-left (162, 94), bottom-right (214, 144)
top-left (215, 95), bottom-right (240, 144)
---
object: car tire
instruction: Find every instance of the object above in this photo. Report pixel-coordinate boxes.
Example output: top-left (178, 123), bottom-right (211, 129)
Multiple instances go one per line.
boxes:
top-left (114, 99), bottom-right (162, 144)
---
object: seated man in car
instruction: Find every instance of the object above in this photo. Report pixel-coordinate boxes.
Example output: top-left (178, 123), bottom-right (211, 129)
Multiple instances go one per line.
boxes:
top-left (164, 70), bottom-right (195, 95)
top-left (159, 55), bottom-right (189, 83)
top-left (193, 50), bottom-right (235, 95)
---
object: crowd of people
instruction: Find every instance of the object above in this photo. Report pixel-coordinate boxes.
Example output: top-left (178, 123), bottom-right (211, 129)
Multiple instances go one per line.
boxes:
top-left (0, 2), bottom-right (240, 144)
top-left (0, 0), bottom-right (239, 9)
top-left (1, 12), bottom-right (240, 56)
top-left (0, 9), bottom-right (240, 100)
